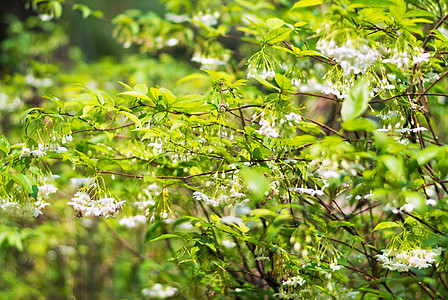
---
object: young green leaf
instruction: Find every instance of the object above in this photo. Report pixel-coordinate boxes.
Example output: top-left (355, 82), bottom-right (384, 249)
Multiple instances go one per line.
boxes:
top-left (373, 221), bottom-right (402, 231)
top-left (12, 174), bottom-right (39, 199)
top-left (291, 0), bottom-right (325, 9)
top-left (341, 77), bottom-right (370, 121)
top-left (264, 28), bottom-right (292, 43)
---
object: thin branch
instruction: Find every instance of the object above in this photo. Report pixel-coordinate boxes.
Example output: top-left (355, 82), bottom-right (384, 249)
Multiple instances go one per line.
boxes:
top-left (422, 13), bottom-right (448, 49)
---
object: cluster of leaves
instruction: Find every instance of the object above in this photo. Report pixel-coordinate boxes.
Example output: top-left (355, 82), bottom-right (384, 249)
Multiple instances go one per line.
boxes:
top-left (2, 0), bottom-right (448, 299)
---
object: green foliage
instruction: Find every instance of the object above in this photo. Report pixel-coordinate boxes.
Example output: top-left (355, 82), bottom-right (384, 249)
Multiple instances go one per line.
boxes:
top-left (1, 0), bottom-right (448, 299)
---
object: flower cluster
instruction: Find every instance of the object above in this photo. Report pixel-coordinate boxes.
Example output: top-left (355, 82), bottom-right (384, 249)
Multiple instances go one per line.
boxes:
top-left (38, 184), bottom-right (58, 199)
top-left (275, 275), bottom-right (307, 299)
top-left (247, 65), bottom-right (276, 80)
top-left (279, 112), bottom-right (302, 127)
top-left (191, 53), bottom-right (228, 69)
top-left (376, 247), bottom-right (442, 272)
top-left (322, 78), bottom-right (355, 99)
top-left (289, 187), bottom-right (324, 197)
top-left (165, 13), bottom-right (189, 23)
top-left (141, 284), bottom-right (178, 298)
top-left (193, 11), bottom-right (220, 27)
top-left (317, 39), bottom-right (379, 76)
top-left (70, 177), bottom-right (96, 188)
top-left (193, 190), bottom-right (246, 207)
top-left (119, 215), bottom-right (147, 228)
top-left (383, 50), bottom-right (430, 69)
top-left (283, 276), bottom-right (306, 287)
top-left (68, 192), bottom-right (125, 218)
top-left (20, 145), bottom-right (46, 159)
top-left (0, 198), bottom-right (50, 218)
top-left (256, 119), bottom-right (279, 138)
top-left (377, 125), bottom-right (427, 133)
top-left (222, 239), bottom-right (236, 249)
top-left (0, 93), bottom-right (22, 112)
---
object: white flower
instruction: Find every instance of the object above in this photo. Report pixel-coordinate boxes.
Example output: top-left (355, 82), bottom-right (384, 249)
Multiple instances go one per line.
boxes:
top-left (133, 199), bottom-right (155, 210)
top-left (70, 177), bottom-right (95, 188)
top-left (400, 203), bottom-right (414, 213)
top-left (38, 14), bottom-right (53, 21)
top-left (193, 11), bottom-right (220, 27)
top-left (413, 52), bottom-right (430, 65)
top-left (376, 247), bottom-right (442, 272)
top-left (220, 216), bottom-right (243, 225)
top-left (191, 54), bottom-right (227, 69)
top-left (222, 239), bottom-right (236, 249)
top-left (52, 145), bottom-right (67, 153)
top-left (284, 112), bottom-right (302, 124)
top-left (20, 146), bottom-right (31, 159)
top-left (411, 126), bottom-right (427, 132)
top-left (68, 192), bottom-right (125, 218)
top-left (426, 199), bottom-right (437, 206)
top-left (256, 119), bottom-right (279, 138)
top-left (148, 142), bottom-right (163, 149)
top-left (142, 284), bottom-right (178, 298)
top-left (119, 215), bottom-right (147, 228)
top-left (247, 66), bottom-right (276, 80)
top-left (38, 184), bottom-right (58, 199)
top-left (383, 51), bottom-right (411, 69)
top-left (289, 187), bottom-right (324, 197)
top-left (166, 38), bottom-right (179, 47)
top-left (283, 275), bottom-right (306, 287)
top-left (330, 262), bottom-right (343, 271)
top-left (319, 170), bottom-right (340, 179)
top-left (165, 13), bottom-right (189, 23)
top-left (31, 144), bottom-right (46, 158)
top-left (317, 39), bottom-right (378, 76)
top-left (193, 191), bottom-right (209, 202)
top-left (0, 198), bottom-right (50, 218)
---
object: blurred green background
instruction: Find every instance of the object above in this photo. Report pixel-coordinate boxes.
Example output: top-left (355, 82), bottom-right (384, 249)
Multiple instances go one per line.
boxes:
top-left (0, 1), bottom-right (194, 299)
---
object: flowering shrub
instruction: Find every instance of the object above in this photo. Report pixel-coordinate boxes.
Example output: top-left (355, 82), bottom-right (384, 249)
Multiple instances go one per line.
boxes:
top-left (1, 0), bottom-right (448, 298)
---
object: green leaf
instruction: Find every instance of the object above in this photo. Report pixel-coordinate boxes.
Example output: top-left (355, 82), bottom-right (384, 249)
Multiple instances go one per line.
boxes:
top-left (351, 0), bottom-right (394, 7)
top-left (134, 83), bottom-right (148, 95)
top-left (403, 10), bottom-right (436, 18)
top-left (389, 0), bottom-right (406, 21)
top-left (274, 73), bottom-right (292, 90)
top-left (291, 0), bottom-right (324, 9)
top-left (249, 72), bottom-right (280, 90)
top-left (19, 108), bottom-right (41, 124)
top-left (380, 155), bottom-right (405, 180)
top-left (146, 233), bottom-right (184, 243)
top-left (12, 174), bottom-right (38, 199)
top-left (74, 150), bottom-right (96, 169)
top-left (341, 77), bottom-right (370, 121)
top-left (373, 221), bottom-right (402, 231)
top-left (120, 111), bottom-right (142, 127)
top-left (96, 158), bottom-right (122, 171)
top-left (170, 120), bottom-right (188, 132)
top-left (241, 167), bottom-right (270, 201)
top-left (328, 221), bottom-right (355, 227)
top-left (266, 18), bottom-right (285, 29)
top-left (72, 4), bottom-right (91, 18)
top-left (281, 135), bottom-right (317, 147)
top-left (298, 50), bottom-right (325, 57)
top-left (417, 145), bottom-right (441, 166)
top-left (118, 81), bottom-right (133, 91)
top-left (119, 91), bottom-right (154, 105)
top-left (341, 118), bottom-right (377, 132)
top-left (264, 28), bottom-right (292, 43)
top-left (52, 1), bottom-right (63, 18)
top-left (0, 135), bottom-right (10, 155)
top-left (43, 94), bottom-right (65, 109)
top-left (242, 16), bottom-right (266, 37)
top-left (251, 209), bottom-right (278, 218)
